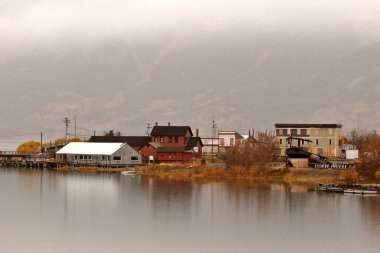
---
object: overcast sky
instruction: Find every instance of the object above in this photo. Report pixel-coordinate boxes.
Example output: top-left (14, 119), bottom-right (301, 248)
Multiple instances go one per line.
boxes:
top-left (1, 0), bottom-right (380, 46)
top-left (1, 0), bottom-right (380, 148)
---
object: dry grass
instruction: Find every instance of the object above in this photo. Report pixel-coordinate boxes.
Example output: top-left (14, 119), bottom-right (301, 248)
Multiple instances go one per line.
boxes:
top-left (282, 168), bottom-right (340, 183)
top-left (56, 166), bottom-right (98, 173)
top-left (52, 164), bottom-right (380, 184)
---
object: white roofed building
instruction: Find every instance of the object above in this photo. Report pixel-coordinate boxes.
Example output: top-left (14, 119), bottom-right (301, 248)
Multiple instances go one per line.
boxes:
top-left (56, 142), bottom-right (141, 167)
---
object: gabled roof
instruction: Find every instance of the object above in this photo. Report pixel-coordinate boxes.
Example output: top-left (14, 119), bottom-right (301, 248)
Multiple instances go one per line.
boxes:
top-left (218, 131), bottom-right (244, 139)
top-left (150, 126), bottom-right (193, 136)
top-left (89, 136), bottom-right (150, 147)
top-left (186, 137), bottom-right (203, 147)
top-left (124, 136), bottom-right (151, 147)
top-left (57, 142), bottom-right (126, 155)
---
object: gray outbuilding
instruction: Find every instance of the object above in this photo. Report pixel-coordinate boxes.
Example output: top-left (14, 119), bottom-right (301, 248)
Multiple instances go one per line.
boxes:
top-left (56, 142), bottom-right (141, 167)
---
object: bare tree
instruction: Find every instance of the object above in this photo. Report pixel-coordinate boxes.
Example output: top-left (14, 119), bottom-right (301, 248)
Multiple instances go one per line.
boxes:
top-left (223, 131), bottom-right (275, 169)
top-left (348, 129), bottom-right (380, 178)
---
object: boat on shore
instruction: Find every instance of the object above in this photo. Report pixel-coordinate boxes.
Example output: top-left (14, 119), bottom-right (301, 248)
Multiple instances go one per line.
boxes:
top-left (121, 169), bottom-right (136, 176)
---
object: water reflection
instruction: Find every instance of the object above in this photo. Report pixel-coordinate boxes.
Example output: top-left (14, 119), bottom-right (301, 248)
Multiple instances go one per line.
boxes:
top-left (0, 168), bottom-right (379, 253)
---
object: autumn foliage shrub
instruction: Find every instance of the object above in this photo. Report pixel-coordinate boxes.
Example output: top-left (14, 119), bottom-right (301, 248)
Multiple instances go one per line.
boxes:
top-left (348, 130), bottom-right (380, 179)
top-left (17, 140), bottom-right (41, 154)
top-left (339, 169), bottom-right (359, 183)
top-left (373, 169), bottom-right (380, 181)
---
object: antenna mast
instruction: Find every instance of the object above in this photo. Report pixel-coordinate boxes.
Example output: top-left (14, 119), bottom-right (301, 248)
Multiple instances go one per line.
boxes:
top-left (146, 123), bottom-right (152, 136)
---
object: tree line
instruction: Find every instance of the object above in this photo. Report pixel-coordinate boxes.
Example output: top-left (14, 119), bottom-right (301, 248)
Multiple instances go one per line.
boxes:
top-left (16, 138), bottom-right (83, 154)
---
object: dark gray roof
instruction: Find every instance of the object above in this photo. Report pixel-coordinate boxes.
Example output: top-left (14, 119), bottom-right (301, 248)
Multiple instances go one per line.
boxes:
top-left (89, 136), bottom-right (150, 147)
top-left (150, 126), bottom-right (193, 136)
top-left (185, 137), bottom-right (203, 147)
top-left (275, 124), bottom-right (342, 128)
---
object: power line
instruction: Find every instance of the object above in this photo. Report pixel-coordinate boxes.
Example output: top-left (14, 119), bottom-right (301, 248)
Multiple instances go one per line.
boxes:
top-left (0, 133), bottom-right (41, 139)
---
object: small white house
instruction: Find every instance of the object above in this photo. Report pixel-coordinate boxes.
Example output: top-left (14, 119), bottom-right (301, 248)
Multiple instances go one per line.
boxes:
top-left (56, 142), bottom-right (141, 167)
top-left (218, 131), bottom-right (244, 147)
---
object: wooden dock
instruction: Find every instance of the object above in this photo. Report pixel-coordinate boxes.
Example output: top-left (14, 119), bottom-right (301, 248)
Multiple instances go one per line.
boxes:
top-left (315, 183), bottom-right (379, 194)
top-left (0, 151), bottom-right (57, 168)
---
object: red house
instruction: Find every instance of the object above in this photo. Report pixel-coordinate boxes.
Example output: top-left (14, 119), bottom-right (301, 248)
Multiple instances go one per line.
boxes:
top-left (140, 123), bottom-right (203, 163)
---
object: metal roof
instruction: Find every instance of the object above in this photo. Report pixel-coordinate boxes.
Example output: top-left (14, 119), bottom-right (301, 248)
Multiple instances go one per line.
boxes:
top-left (89, 136), bottom-right (151, 147)
top-left (57, 142), bottom-right (126, 155)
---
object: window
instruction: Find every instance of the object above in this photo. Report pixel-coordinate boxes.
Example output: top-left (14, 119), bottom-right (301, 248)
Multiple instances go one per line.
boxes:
top-left (80, 155), bottom-right (84, 159)
top-left (230, 138), bottom-right (234, 146)
top-left (220, 138), bottom-right (225, 146)
top-left (329, 139), bottom-right (332, 145)
top-left (160, 137), bottom-right (164, 143)
top-left (276, 129), bottom-right (280, 136)
top-left (316, 139), bottom-right (319, 145)
top-left (154, 137), bottom-right (158, 143)
top-left (279, 139), bottom-right (283, 145)
top-left (300, 129), bottom-right (307, 136)
top-left (102, 155), bottom-right (109, 161)
top-left (291, 129), bottom-right (297, 135)
top-left (283, 129), bottom-right (288, 136)
top-left (175, 136), bottom-right (178, 143)
top-left (131, 156), bottom-right (139, 161)
top-left (82, 155), bottom-right (92, 160)
top-left (74, 155), bottom-right (77, 159)
top-left (113, 156), bottom-right (121, 161)
top-left (168, 136), bottom-right (172, 143)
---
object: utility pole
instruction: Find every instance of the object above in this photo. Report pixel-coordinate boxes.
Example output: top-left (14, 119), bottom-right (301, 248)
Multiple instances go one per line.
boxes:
top-left (211, 115), bottom-right (217, 163)
top-left (63, 117), bottom-right (71, 145)
top-left (40, 132), bottom-right (43, 154)
top-left (74, 115), bottom-right (77, 139)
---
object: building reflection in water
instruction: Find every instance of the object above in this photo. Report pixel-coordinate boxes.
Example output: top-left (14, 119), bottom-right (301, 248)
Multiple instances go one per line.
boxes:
top-left (1, 168), bottom-right (380, 253)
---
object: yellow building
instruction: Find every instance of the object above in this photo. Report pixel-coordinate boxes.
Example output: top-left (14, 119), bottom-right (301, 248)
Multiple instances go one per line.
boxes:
top-left (275, 124), bottom-right (343, 158)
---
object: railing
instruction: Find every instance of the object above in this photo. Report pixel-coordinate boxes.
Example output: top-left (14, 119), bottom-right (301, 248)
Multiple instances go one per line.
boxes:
top-left (0, 151), bottom-right (54, 157)
top-left (0, 151), bottom-right (18, 155)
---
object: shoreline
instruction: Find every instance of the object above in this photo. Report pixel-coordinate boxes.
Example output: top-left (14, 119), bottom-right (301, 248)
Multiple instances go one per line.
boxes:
top-left (44, 164), bottom-right (380, 184)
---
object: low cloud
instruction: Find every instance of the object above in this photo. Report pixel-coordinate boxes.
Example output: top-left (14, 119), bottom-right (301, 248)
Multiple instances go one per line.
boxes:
top-left (141, 99), bottom-right (176, 114)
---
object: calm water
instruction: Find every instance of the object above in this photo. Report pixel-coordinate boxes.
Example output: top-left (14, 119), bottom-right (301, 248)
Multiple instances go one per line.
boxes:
top-left (0, 167), bottom-right (380, 253)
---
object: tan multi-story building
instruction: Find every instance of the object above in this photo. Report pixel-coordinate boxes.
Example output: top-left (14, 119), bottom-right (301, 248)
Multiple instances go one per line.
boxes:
top-left (275, 124), bottom-right (343, 158)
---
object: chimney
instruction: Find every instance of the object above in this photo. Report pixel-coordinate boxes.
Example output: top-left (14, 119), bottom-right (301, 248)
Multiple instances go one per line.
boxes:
top-left (252, 129), bottom-right (255, 137)
top-left (168, 122), bottom-right (170, 126)
top-left (196, 128), bottom-right (199, 137)
top-left (155, 122), bottom-right (158, 126)
top-left (248, 129), bottom-right (251, 137)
